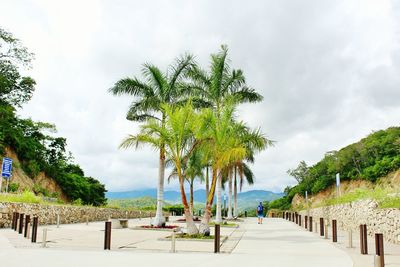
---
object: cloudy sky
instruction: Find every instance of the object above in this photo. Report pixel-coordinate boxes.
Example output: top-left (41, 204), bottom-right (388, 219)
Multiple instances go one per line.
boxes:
top-left (1, 0), bottom-right (399, 193)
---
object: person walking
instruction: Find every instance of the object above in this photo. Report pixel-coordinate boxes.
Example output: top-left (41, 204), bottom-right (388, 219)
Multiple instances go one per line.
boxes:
top-left (256, 202), bottom-right (264, 224)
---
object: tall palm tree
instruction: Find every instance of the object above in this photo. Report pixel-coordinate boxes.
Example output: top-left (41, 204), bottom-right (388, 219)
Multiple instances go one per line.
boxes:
top-left (187, 45), bottom-right (263, 232)
top-left (120, 102), bottom-right (200, 235)
top-left (109, 55), bottom-right (194, 226)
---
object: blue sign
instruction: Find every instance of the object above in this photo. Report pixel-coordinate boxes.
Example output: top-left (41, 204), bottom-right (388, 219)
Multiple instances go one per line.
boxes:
top-left (1, 157), bottom-right (12, 178)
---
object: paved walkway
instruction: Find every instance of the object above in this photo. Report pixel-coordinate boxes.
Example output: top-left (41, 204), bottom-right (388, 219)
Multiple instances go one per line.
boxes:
top-left (0, 217), bottom-right (355, 267)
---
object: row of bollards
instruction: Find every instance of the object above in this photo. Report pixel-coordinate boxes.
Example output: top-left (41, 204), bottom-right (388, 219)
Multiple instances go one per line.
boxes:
top-left (283, 211), bottom-right (385, 266)
top-left (11, 212), bottom-right (39, 243)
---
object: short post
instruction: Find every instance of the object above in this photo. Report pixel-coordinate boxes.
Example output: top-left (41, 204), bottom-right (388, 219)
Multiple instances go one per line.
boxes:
top-left (305, 215), bottom-right (308, 229)
top-left (244, 211), bottom-right (247, 218)
top-left (11, 212), bottom-right (16, 229)
top-left (348, 229), bottom-right (353, 248)
top-left (171, 229), bottom-right (176, 253)
top-left (332, 220), bottom-right (337, 242)
top-left (324, 222), bottom-right (328, 239)
top-left (42, 228), bottom-right (47, 248)
top-left (375, 233), bottom-right (384, 267)
top-left (320, 218), bottom-right (324, 236)
top-left (31, 217), bottom-right (38, 243)
top-left (24, 215), bottom-right (31, 238)
top-left (299, 215), bottom-right (302, 227)
top-left (360, 224), bottom-right (368, 254)
top-left (57, 214), bottom-right (60, 228)
top-left (309, 216), bottom-right (313, 232)
top-left (295, 214), bottom-right (298, 224)
top-left (18, 213), bottom-right (24, 234)
top-left (363, 224), bottom-right (368, 254)
top-left (214, 224), bottom-right (220, 253)
top-left (104, 221), bottom-right (112, 250)
top-left (14, 212), bottom-right (19, 231)
top-left (26, 222), bottom-right (31, 239)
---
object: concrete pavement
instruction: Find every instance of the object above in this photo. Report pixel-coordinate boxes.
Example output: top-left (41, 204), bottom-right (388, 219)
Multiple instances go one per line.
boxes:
top-left (0, 217), bottom-right (356, 267)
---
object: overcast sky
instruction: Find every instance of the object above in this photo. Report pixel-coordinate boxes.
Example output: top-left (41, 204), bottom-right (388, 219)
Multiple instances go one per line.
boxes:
top-left (1, 0), bottom-right (399, 193)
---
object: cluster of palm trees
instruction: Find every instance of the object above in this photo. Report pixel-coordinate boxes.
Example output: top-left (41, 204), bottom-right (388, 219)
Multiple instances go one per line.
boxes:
top-left (110, 45), bottom-right (272, 235)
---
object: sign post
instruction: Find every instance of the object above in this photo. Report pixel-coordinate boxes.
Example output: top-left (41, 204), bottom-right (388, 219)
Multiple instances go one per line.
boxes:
top-left (336, 173), bottom-right (341, 197)
top-left (1, 157), bottom-right (13, 193)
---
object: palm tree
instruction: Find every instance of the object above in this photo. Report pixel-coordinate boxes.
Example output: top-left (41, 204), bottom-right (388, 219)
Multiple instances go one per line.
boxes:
top-left (197, 105), bottom-right (247, 233)
top-left (168, 148), bottom-right (205, 215)
top-left (187, 45), bottom-right (263, 232)
top-left (187, 45), bottom-right (263, 114)
top-left (109, 55), bottom-right (194, 226)
top-left (120, 102), bottom-right (200, 234)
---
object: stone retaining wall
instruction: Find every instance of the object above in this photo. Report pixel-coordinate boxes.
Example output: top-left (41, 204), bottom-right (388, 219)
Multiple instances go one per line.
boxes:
top-left (297, 199), bottom-right (400, 245)
top-left (0, 202), bottom-right (154, 228)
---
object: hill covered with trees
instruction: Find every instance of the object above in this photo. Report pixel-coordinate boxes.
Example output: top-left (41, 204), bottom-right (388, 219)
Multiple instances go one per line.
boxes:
top-left (0, 27), bottom-right (106, 206)
top-left (270, 126), bottom-right (400, 210)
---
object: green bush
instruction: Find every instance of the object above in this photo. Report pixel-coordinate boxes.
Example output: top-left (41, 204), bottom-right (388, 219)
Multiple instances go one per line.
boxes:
top-left (8, 182), bottom-right (20, 192)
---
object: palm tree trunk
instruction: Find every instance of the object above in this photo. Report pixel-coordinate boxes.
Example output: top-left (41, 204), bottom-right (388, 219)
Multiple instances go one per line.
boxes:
top-left (205, 166), bottom-right (209, 200)
top-left (215, 170), bottom-right (222, 223)
top-left (190, 181), bottom-right (194, 216)
top-left (152, 147), bottom-right (165, 226)
top-left (179, 174), bottom-right (198, 235)
top-left (227, 169), bottom-right (233, 219)
top-left (234, 167), bottom-right (238, 218)
top-left (199, 168), bottom-right (217, 234)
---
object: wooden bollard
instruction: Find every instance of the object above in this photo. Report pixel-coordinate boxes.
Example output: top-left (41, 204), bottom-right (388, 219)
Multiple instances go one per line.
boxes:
top-left (309, 217), bottom-right (313, 232)
top-left (332, 220), bottom-right (337, 242)
top-left (11, 212), bottom-right (16, 229)
top-left (31, 217), bottom-right (38, 243)
top-left (305, 215), bottom-right (308, 229)
top-left (295, 214), bottom-right (298, 224)
top-left (24, 215), bottom-right (30, 238)
top-left (18, 213), bottom-right (24, 234)
top-left (299, 215), bottom-right (302, 226)
top-left (14, 212), bottom-right (19, 231)
top-left (104, 221), bottom-right (112, 250)
top-left (360, 224), bottom-right (368, 254)
top-left (214, 224), bottom-right (221, 253)
top-left (375, 233), bottom-right (384, 267)
top-left (320, 218), bottom-right (324, 236)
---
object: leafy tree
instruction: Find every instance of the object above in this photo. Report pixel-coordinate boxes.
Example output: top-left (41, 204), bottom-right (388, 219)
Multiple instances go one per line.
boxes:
top-left (287, 160), bottom-right (309, 184)
top-left (120, 102), bottom-right (201, 234)
top-left (0, 27), bottom-right (35, 108)
top-left (110, 54), bottom-right (194, 226)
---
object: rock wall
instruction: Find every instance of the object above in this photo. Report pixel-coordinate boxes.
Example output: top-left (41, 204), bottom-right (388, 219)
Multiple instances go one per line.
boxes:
top-left (0, 202), bottom-right (154, 228)
top-left (297, 199), bottom-right (400, 245)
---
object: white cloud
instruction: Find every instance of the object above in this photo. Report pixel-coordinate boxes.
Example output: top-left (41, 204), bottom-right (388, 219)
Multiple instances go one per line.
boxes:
top-left (1, 0), bottom-right (399, 192)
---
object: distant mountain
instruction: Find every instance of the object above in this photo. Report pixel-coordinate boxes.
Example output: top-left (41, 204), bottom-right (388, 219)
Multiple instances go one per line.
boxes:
top-left (106, 189), bottom-right (283, 210)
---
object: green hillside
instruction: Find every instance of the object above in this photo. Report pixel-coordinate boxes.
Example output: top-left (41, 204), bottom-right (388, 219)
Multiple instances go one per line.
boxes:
top-left (0, 28), bottom-right (106, 206)
top-left (271, 126), bottom-right (400, 210)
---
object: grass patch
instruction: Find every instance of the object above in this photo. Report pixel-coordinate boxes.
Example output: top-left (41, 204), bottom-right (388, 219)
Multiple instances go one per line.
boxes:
top-left (379, 197), bottom-right (400, 208)
top-left (208, 222), bottom-right (237, 227)
top-left (313, 187), bottom-right (400, 209)
top-left (167, 233), bottom-right (214, 239)
top-left (0, 191), bottom-right (42, 204)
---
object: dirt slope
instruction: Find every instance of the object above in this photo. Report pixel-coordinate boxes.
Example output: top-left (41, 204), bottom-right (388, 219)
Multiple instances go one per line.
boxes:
top-left (1, 147), bottom-right (69, 202)
top-left (292, 169), bottom-right (400, 209)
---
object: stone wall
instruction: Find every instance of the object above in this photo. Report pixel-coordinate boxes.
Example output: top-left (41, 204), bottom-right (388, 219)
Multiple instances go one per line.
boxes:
top-left (297, 199), bottom-right (400, 245)
top-left (0, 202), bottom-right (154, 228)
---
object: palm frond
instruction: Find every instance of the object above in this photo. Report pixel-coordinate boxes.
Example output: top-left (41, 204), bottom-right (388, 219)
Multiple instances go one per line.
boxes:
top-left (109, 77), bottom-right (155, 97)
